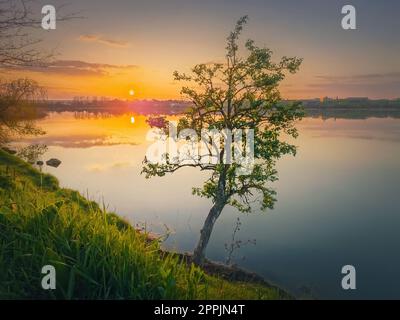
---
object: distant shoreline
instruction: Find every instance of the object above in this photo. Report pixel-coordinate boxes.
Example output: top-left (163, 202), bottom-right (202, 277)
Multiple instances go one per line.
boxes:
top-left (38, 97), bottom-right (400, 120)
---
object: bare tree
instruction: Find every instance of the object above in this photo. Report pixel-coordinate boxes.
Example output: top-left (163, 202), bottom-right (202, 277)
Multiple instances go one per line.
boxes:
top-left (0, 78), bottom-right (45, 144)
top-left (0, 0), bottom-right (77, 67)
top-left (0, 0), bottom-right (78, 145)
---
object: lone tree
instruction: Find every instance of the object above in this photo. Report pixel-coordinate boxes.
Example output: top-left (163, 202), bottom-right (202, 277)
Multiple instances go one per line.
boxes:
top-left (142, 16), bottom-right (304, 265)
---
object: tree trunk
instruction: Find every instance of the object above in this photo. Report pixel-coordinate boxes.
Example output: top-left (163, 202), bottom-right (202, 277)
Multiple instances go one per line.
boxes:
top-left (192, 199), bottom-right (225, 265)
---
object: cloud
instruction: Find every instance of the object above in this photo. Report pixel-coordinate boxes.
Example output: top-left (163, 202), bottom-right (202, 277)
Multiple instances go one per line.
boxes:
top-left (2, 60), bottom-right (138, 77)
top-left (78, 34), bottom-right (131, 48)
top-left (20, 134), bottom-right (138, 148)
top-left (87, 162), bottom-right (133, 172)
top-left (304, 72), bottom-right (400, 98)
top-left (315, 72), bottom-right (400, 84)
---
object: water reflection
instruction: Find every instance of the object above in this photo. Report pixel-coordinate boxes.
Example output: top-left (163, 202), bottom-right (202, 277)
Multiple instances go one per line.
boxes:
top-left (16, 112), bottom-right (400, 299)
top-left (17, 112), bottom-right (149, 148)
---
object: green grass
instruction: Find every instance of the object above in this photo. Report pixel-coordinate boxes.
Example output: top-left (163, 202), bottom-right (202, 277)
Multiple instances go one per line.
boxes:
top-left (0, 149), bottom-right (290, 300)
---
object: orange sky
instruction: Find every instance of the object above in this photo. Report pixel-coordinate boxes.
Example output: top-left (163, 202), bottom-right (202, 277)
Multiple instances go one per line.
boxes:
top-left (2, 0), bottom-right (399, 100)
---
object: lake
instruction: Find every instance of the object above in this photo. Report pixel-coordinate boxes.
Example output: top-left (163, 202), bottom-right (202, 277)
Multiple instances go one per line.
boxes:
top-left (16, 112), bottom-right (400, 299)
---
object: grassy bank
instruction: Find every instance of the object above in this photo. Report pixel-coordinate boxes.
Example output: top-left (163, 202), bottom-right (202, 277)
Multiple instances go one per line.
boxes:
top-left (0, 149), bottom-right (290, 299)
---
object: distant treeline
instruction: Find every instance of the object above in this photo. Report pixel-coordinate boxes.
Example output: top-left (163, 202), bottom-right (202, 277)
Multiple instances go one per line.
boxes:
top-left (44, 99), bottom-right (192, 115)
top-left (303, 107), bottom-right (400, 119)
top-left (42, 98), bottom-right (400, 119)
top-left (297, 98), bottom-right (400, 119)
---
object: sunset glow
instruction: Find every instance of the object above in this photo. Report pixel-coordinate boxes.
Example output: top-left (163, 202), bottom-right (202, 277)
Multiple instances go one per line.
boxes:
top-left (1, 0), bottom-right (398, 100)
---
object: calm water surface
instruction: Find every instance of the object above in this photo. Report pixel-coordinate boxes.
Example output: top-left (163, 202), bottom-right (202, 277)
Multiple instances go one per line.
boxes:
top-left (18, 112), bottom-right (400, 299)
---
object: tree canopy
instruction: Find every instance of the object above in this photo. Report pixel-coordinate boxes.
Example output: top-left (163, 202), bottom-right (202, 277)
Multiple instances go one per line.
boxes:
top-left (143, 16), bottom-right (304, 264)
top-left (143, 16), bottom-right (304, 214)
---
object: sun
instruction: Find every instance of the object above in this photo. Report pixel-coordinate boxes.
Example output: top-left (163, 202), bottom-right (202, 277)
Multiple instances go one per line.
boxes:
top-left (129, 89), bottom-right (135, 96)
